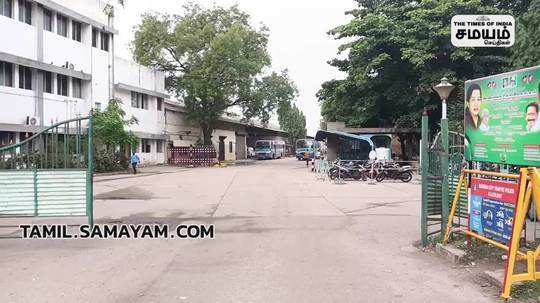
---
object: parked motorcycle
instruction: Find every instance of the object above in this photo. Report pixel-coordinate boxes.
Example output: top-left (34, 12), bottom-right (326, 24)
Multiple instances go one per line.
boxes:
top-left (328, 160), bottom-right (366, 181)
top-left (375, 162), bottom-right (413, 182)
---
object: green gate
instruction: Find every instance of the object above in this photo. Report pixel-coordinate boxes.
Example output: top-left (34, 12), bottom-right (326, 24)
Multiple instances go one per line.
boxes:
top-left (421, 114), bottom-right (465, 246)
top-left (0, 116), bottom-right (94, 228)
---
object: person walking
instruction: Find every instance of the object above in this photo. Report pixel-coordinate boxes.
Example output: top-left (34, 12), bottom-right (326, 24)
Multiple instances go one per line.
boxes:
top-left (131, 153), bottom-right (140, 174)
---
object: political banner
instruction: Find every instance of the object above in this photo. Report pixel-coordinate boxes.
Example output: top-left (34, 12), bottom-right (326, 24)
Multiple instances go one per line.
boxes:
top-left (464, 66), bottom-right (540, 166)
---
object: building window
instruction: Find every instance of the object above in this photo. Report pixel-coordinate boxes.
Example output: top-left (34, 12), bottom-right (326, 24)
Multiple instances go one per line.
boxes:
top-left (100, 32), bottom-right (109, 51)
top-left (0, 61), bottom-right (13, 87)
top-left (43, 8), bottom-right (52, 31)
top-left (18, 65), bottom-right (32, 90)
top-left (18, 0), bottom-right (31, 24)
top-left (56, 14), bottom-right (67, 37)
top-left (72, 21), bottom-right (81, 42)
top-left (157, 140), bottom-right (163, 153)
top-left (72, 78), bottom-right (81, 98)
top-left (57, 74), bottom-right (68, 96)
top-left (91, 28), bottom-right (98, 47)
top-left (141, 94), bottom-right (148, 109)
top-left (42, 71), bottom-right (52, 93)
top-left (130, 91), bottom-right (138, 107)
top-left (131, 91), bottom-right (148, 109)
top-left (94, 102), bottom-right (101, 111)
top-left (157, 97), bottom-right (163, 111)
top-left (1, 0), bottom-right (12, 18)
top-left (229, 141), bottom-right (233, 153)
top-left (0, 131), bottom-right (17, 147)
top-left (141, 139), bottom-right (151, 153)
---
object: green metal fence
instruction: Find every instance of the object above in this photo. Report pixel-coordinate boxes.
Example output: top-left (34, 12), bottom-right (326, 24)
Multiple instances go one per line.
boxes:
top-left (421, 114), bottom-right (465, 246)
top-left (0, 116), bottom-right (94, 226)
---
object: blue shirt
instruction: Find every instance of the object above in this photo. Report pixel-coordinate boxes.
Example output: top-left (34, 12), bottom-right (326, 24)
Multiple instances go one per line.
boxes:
top-left (131, 154), bottom-right (140, 164)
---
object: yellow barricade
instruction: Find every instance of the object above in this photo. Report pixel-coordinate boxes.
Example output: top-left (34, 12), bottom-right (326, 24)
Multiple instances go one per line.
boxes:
top-left (443, 168), bottom-right (540, 299)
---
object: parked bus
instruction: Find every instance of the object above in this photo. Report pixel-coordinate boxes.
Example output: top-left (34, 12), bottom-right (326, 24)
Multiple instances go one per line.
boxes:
top-left (254, 140), bottom-right (285, 160)
top-left (273, 140), bottom-right (286, 158)
top-left (295, 138), bottom-right (320, 160)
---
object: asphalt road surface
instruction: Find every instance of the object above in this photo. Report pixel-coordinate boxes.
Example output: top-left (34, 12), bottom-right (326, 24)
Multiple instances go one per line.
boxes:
top-left (0, 158), bottom-right (499, 302)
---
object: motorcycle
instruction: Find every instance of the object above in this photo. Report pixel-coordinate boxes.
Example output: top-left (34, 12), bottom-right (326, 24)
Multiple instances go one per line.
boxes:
top-left (328, 160), bottom-right (366, 181)
top-left (375, 163), bottom-right (413, 183)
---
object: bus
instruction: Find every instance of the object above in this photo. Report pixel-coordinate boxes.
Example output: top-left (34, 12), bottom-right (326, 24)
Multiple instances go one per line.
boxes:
top-left (254, 140), bottom-right (286, 160)
top-left (295, 138), bottom-right (320, 160)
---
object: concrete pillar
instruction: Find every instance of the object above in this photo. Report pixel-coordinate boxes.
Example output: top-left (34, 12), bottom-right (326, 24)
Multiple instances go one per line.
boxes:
top-left (13, 0), bottom-right (19, 20)
top-left (35, 3), bottom-right (44, 126)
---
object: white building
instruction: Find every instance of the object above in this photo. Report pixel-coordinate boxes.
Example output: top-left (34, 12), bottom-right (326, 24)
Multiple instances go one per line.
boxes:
top-left (0, 0), bottom-right (168, 164)
top-left (114, 57), bottom-right (168, 164)
top-left (0, 0), bottom-right (288, 166)
top-left (164, 101), bottom-right (288, 162)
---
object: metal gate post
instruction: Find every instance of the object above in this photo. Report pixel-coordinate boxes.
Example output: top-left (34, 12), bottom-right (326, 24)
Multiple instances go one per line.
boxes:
top-left (421, 112), bottom-right (429, 246)
top-left (440, 118), bottom-right (450, 233)
top-left (86, 115), bottom-right (94, 226)
top-left (33, 168), bottom-right (38, 216)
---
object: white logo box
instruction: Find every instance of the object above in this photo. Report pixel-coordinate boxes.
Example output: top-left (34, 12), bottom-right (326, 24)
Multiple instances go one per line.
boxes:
top-left (451, 15), bottom-right (515, 47)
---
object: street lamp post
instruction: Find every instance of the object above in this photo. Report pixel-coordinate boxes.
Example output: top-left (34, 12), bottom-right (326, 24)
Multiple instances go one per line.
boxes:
top-left (433, 77), bottom-right (455, 119)
top-left (433, 77), bottom-right (455, 233)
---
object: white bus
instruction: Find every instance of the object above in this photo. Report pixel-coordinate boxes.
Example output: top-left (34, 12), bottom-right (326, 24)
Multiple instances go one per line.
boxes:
top-left (254, 140), bottom-right (286, 160)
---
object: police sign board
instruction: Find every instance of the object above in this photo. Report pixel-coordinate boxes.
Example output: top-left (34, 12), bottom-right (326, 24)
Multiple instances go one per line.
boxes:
top-left (451, 15), bottom-right (515, 47)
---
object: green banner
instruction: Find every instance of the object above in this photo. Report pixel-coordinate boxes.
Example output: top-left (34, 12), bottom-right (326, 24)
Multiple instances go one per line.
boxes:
top-left (465, 66), bottom-right (540, 167)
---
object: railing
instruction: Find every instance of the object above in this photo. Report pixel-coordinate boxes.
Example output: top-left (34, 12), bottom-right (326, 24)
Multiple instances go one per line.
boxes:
top-left (0, 116), bottom-right (92, 169)
top-left (0, 116), bottom-right (94, 226)
top-left (168, 146), bottom-right (217, 166)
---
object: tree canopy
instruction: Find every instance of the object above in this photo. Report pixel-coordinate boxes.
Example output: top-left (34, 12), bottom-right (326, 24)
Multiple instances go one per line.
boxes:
top-left (318, 0), bottom-right (539, 132)
top-left (132, 4), bottom-right (304, 144)
top-left (512, 0), bottom-right (540, 69)
top-left (92, 99), bottom-right (138, 150)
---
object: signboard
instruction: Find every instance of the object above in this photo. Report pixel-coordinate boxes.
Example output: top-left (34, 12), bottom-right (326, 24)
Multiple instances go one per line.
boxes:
top-left (451, 15), bottom-right (515, 47)
top-left (464, 66), bottom-right (540, 166)
top-left (469, 177), bottom-right (519, 244)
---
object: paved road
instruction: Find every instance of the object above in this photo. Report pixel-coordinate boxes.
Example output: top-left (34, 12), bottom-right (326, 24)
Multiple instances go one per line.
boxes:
top-left (0, 158), bottom-right (498, 302)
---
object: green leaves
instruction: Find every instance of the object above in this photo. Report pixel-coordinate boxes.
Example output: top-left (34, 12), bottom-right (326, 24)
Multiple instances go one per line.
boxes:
top-left (92, 99), bottom-right (139, 150)
top-left (132, 4), bottom-right (298, 144)
top-left (318, 0), bottom-right (530, 133)
top-left (512, 0), bottom-right (540, 69)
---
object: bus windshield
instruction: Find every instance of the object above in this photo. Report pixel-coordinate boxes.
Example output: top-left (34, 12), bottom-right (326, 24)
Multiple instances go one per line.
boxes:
top-left (296, 139), bottom-right (313, 148)
top-left (255, 141), bottom-right (271, 149)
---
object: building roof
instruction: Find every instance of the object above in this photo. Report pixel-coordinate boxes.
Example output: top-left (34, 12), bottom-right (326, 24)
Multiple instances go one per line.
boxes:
top-left (164, 100), bottom-right (287, 134)
top-left (341, 127), bottom-right (420, 134)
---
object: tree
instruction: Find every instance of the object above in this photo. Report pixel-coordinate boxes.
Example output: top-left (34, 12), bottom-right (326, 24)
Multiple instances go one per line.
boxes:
top-left (318, 0), bottom-right (514, 133)
top-left (132, 4), bottom-right (297, 144)
top-left (279, 104), bottom-right (307, 145)
top-left (103, 0), bottom-right (125, 18)
top-left (512, 0), bottom-right (540, 68)
top-left (92, 99), bottom-right (138, 151)
top-left (92, 99), bottom-right (139, 172)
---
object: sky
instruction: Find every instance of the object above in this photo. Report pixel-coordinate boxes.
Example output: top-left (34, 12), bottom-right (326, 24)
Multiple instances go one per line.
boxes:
top-left (113, 0), bottom-right (354, 136)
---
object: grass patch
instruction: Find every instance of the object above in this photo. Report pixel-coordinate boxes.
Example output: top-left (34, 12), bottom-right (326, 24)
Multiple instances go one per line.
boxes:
top-left (511, 280), bottom-right (540, 302)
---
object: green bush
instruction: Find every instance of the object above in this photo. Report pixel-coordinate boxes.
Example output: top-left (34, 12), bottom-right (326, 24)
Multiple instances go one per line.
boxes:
top-left (94, 150), bottom-right (129, 173)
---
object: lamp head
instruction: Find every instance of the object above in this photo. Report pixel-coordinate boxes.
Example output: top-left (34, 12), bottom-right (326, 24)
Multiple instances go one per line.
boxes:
top-left (433, 77), bottom-right (455, 101)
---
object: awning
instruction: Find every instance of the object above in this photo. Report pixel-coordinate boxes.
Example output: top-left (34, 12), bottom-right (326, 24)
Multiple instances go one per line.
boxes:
top-left (114, 83), bottom-right (169, 99)
top-left (132, 131), bottom-right (168, 140)
top-left (315, 130), bottom-right (374, 146)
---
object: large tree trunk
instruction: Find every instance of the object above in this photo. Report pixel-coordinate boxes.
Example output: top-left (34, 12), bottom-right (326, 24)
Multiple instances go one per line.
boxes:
top-left (201, 122), bottom-right (213, 146)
